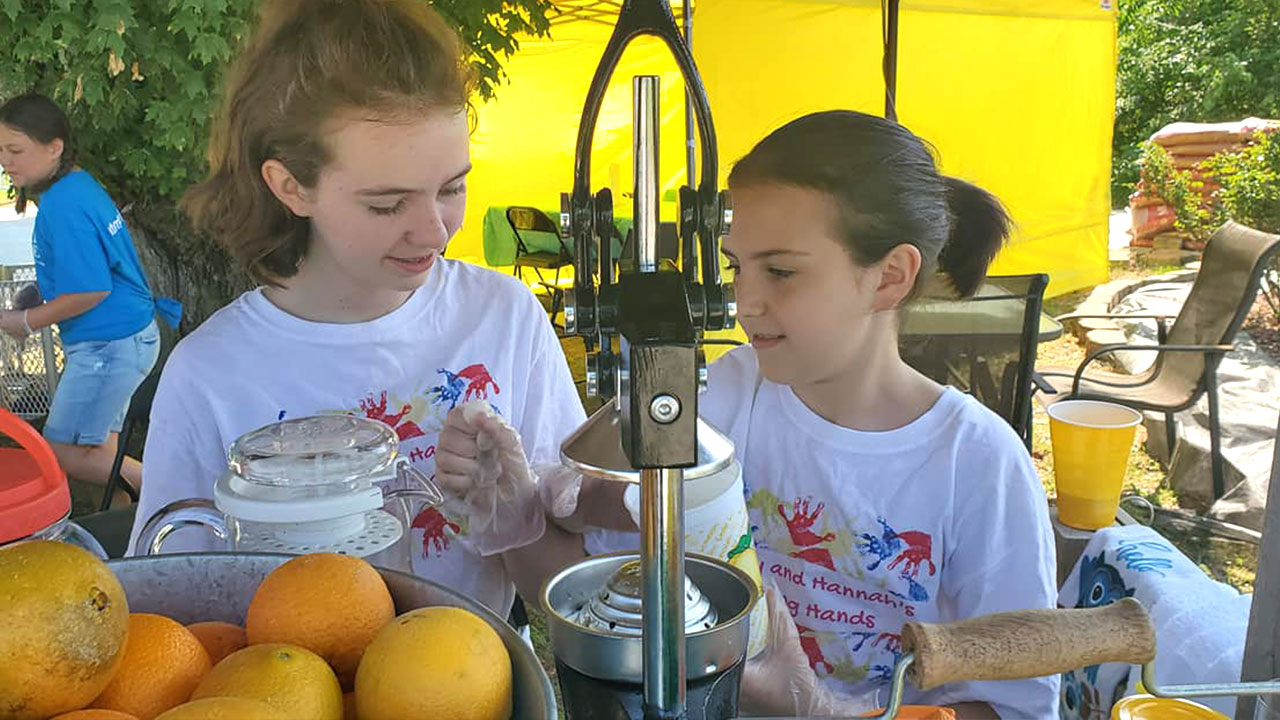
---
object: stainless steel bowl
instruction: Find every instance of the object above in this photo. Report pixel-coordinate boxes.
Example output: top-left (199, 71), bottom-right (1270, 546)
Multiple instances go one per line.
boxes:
top-left (542, 552), bottom-right (757, 684)
top-left (107, 552), bottom-right (556, 719)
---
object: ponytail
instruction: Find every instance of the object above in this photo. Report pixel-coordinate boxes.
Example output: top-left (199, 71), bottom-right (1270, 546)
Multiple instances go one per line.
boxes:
top-left (937, 177), bottom-right (1011, 297)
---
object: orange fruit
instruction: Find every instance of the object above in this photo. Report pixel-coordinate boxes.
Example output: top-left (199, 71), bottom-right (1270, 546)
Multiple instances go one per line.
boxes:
top-left (154, 697), bottom-right (282, 720)
top-left (90, 613), bottom-right (212, 720)
top-left (245, 553), bottom-right (394, 686)
top-left (191, 643), bottom-right (343, 720)
top-left (355, 606), bottom-right (512, 720)
top-left (186, 621), bottom-right (247, 664)
top-left (0, 540), bottom-right (129, 720)
top-left (343, 691), bottom-right (358, 720)
top-left (50, 711), bottom-right (140, 720)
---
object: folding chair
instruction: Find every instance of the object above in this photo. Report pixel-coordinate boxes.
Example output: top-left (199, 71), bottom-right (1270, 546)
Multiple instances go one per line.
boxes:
top-left (507, 206), bottom-right (573, 328)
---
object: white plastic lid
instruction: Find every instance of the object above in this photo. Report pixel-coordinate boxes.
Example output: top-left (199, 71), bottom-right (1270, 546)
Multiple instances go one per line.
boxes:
top-left (214, 472), bottom-right (386, 524)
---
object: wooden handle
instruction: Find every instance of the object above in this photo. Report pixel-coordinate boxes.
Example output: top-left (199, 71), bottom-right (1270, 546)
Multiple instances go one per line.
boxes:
top-left (900, 597), bottom-right (1156, 691)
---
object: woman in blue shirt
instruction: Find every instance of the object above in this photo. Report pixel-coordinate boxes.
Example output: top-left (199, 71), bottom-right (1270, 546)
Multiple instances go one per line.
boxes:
top-left (0, 94), bottom-right (161, 499)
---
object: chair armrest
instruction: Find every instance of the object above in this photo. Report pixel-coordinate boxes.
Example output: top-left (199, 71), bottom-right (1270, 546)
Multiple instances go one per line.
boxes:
top-left (1031, 371), bottom-right (1057, 394)
top-left (1053, 312), bottom-right (1173, 323)
top-left (1072, 343), bottom-right (1236, 395)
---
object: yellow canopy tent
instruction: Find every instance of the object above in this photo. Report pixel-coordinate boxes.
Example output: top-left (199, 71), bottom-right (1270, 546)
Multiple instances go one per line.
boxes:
top-left (455, 0), bottom-right (1116, 300)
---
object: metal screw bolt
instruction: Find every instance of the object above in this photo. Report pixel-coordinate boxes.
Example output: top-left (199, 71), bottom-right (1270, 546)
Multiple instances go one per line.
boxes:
top-left (586, 353), bottom-right (600, 398)
top-left (564, 288), bottom-right (578, 334)
top-left (649, 394), bottom-right (681, 424)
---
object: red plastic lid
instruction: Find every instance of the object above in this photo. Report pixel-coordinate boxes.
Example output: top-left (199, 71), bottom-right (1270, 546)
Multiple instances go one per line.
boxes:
top-left (0, 408), bottom-right (70, 543)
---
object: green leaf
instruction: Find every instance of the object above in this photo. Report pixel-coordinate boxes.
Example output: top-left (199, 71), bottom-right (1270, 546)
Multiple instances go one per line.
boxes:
top-left (0, 0), bottom-right (553, 219)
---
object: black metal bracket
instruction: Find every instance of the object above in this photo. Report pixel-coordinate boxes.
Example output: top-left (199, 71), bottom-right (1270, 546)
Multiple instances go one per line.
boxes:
top-left (565, 0), bottom-right (735, 408)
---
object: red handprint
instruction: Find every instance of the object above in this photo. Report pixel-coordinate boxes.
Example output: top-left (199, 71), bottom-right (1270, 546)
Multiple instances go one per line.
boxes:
top-left (778, 497), bottom-right (836, 547)
top-left (457, 364), bottom-right (500, 402)
top-left (411, 507), bottom-right (460, 557)
top-left (795, 624), bottom-right (834, 676)
top-left (886, 530), bottom-right (936, 579)
top-left (359, 391), bottom-right (426, 440)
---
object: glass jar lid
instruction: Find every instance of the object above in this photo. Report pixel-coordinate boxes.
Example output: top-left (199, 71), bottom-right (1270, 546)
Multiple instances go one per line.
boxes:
top-left (227, 415), bottom-right (399, 487)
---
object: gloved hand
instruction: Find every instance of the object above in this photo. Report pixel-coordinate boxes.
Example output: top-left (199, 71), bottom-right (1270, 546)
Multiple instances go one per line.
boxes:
top-left (538, 464), bottom-right (587, 532)
top-left (739, 583), bottom-right (880, 717)
top-left (435, 401), bottom-right (545, 556)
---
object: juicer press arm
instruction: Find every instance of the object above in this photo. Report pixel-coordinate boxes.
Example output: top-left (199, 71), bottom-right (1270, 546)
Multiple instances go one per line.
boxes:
top-left (554, 3), bottom-right (739, 719)
top-left (562, 0), bottom-right (735, 390)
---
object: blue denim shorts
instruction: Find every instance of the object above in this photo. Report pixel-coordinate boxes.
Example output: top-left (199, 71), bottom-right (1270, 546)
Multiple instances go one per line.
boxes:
top-left (43, 320), bottom-right (160, 446)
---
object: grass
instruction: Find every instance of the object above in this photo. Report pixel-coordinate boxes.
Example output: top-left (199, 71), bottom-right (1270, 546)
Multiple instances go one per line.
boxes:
top-left (526, 604), bottom-right (564, 716)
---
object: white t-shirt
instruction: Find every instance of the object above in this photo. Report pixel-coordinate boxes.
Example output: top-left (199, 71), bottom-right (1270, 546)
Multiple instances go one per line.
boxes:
top-left (590, 346), bottom-right (1058, 717)
top-left (130, 259), bottom-right (586, 617)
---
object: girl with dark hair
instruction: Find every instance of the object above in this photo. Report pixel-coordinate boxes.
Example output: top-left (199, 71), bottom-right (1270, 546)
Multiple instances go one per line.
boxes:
top-left (722, 110), bottom-right (1057, 716)
top-left (573, 110), bottom-right (1058, 716)
top-left (0, 93), bottom-right (161, 497)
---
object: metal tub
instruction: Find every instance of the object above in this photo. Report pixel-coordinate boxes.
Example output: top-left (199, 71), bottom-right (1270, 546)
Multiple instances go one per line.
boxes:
top-left (107, 552), bottom-right (556, 719)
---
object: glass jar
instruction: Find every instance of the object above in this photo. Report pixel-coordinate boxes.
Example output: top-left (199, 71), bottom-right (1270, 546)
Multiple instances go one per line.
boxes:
top-left (2, 513), bottom-right (108, 557)
top-left (135, 415), bottom-right (440, 573)
top-left (0, 408), bottom-right (107, 558)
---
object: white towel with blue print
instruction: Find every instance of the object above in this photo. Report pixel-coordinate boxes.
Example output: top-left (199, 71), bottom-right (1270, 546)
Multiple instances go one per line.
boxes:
top-left (1057, 524), bottom-right (1252, 719)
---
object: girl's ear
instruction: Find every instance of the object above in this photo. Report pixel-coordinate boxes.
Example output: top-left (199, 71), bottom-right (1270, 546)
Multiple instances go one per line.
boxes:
top-left (871, 243), bottom-right (921, 312)
top-left (261, 159), bottom-right (315, 218)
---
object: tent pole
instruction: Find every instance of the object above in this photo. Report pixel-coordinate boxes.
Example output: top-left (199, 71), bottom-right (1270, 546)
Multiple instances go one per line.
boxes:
top-left (684, 1), bottom-right (696, 187)
top-left (1238, 409), bottom-right (1280, 719)
top-left (884, 0), bottom-right (899, 121)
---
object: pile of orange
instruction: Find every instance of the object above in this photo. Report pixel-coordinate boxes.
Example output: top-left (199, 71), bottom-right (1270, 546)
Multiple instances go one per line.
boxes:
top-left (0, 541), bottom-right (513, 720)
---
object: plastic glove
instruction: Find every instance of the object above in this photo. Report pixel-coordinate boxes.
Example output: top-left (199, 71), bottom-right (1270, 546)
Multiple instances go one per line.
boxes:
top-left (739, 583), bottom-right (880, 717)
top-left (434, 401), bottom-right (545, 556)
top-left (538, 464), bottom-right (586, 531)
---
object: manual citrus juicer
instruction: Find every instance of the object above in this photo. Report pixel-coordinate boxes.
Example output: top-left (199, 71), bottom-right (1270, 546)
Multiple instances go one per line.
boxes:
top-left (536, 1), bottom-right (751, 718)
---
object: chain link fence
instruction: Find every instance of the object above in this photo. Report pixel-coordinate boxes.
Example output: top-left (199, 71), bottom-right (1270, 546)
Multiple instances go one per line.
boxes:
top-left (1, 265), bottom-right (63, 420)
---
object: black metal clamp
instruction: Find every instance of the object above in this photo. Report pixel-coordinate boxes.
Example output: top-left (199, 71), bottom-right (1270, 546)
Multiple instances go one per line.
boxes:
top-left (562, 0), bottom-right (736, 410)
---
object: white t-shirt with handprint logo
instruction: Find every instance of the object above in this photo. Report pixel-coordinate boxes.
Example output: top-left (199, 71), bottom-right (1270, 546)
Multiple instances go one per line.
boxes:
top-left (706, 346), bottom-right (1058, 716)
top-left (131, 259), bottom-right (585, 618)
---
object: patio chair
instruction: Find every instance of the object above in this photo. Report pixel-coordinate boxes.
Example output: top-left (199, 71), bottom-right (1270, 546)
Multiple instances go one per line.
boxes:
top-left (507, 206), bottom-right (572, 327)
top-left (100, 363), bottom-right (159, 511)
top-left (100, 324), bottom-right (176, 511)
top-left (900, 273), bottom-right (1050, 448)
top-left (1036, 221), bottom-right (1280, 500)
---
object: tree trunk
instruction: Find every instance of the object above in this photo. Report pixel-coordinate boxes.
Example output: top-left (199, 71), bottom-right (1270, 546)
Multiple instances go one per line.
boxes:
top-left (124, 199), bottom-right (252, 351)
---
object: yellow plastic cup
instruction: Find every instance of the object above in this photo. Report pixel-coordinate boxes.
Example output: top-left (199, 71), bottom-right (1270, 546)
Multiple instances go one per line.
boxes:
top-left (1111, 694), bottom-right (1229, 719)
top-left (1048, 399), bottom-right (1143, 530)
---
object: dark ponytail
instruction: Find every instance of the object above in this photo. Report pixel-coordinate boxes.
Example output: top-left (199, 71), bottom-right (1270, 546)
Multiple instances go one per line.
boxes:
top-left (938, 177), bottom-right (1011, 297)
top-left (0, 93), bottom-right (76, 214)
top-left (728, 110), bottom-right (1011, 299)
